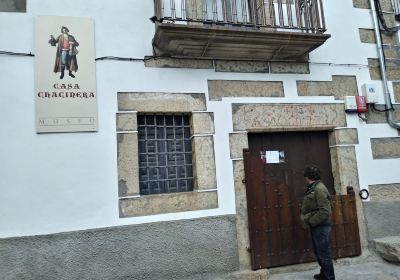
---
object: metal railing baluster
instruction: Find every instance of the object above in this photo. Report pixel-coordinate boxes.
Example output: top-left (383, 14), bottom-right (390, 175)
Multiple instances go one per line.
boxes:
top-left (278, 0), bottom-right (284, 27)
top-left (154, 0), bottom-right (327, 32)
top-left (287, 0), bottom-right (293, 28)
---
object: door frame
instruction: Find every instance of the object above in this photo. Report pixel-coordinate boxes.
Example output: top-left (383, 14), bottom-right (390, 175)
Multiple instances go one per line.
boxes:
top-left (229, 103), bottom-right (367, 270)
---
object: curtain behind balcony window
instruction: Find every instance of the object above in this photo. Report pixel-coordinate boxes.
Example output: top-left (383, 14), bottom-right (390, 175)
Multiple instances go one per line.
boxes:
top-left (204, 0), bottom-right (224, 21)
top-left (162, 0), bottom-right (185, 19)
top-left (163, 0), bottom-right (259, 24)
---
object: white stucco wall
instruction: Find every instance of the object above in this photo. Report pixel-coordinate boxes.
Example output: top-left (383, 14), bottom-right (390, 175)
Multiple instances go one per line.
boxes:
top-left (0, 0), bottom-right (399, 238)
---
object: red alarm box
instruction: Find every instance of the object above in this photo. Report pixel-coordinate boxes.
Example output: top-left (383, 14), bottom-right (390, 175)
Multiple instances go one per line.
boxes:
top-left (356, 96), bottom-right (368, 113)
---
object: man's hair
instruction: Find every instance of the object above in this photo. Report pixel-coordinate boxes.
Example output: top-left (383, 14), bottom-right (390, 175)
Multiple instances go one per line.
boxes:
top-left (303, 165), bottom-right (321, 180)
top-left (61, 26), bottom-right (70, 33)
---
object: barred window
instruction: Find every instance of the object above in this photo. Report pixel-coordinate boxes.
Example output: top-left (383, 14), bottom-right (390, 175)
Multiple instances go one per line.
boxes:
top-left (138, 114), bottom-right (193, 195)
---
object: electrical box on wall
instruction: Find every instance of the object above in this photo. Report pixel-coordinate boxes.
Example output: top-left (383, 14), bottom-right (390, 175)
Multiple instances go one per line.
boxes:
top-left (344, 96), bottom-right (368, 113)
top-left (362, 83), bottom-right (378, 104)
top-left (356, 96), bottom-right (368, 112)
top-left (345, 96), bottom-right (357, 113)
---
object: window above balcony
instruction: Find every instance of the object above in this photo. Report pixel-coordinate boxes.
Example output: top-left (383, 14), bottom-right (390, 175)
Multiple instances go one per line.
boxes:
top-left (152, 0), bottom-right (330, 60)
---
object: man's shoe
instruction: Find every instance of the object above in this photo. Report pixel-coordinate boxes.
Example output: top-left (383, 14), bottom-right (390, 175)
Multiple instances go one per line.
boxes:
top-left (60, 71), bottom-right (64, 79)
top-left (314, 274), bottom-right (328, 280)
top-left (69, 71), bottom-right (75, 78)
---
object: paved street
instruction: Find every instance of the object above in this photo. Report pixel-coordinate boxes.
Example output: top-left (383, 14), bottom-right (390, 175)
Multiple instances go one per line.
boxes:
top-left (268, 255), bottom-right (400, 280)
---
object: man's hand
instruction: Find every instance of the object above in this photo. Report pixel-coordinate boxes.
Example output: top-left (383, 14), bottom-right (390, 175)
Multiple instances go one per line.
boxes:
top-left (300, 213), bottom-right (312, 229)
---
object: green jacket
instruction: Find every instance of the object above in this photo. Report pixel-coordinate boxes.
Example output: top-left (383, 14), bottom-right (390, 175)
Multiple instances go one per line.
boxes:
top-left (300, 181), bottom-right (332, 228)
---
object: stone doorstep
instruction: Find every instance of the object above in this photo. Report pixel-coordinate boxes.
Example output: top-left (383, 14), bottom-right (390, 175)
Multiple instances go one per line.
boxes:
top-left (190, 269), bottom-right (269, 280)
top-left (267, 250), bottom-right (378, 275)
top-left (374, 236), bottom-right (400, 263)
top-left (227, 269), bottom-right (269, 280)
top-left (190, 251), bottom-right (379, 280)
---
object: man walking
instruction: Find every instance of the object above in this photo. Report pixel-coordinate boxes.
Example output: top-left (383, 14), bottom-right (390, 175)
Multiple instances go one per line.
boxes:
top-left (301, 165), bottom-right (335, 280)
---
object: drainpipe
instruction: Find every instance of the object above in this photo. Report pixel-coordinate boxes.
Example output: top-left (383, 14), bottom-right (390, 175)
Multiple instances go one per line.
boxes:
top-left (369, 0), bottom-right (400, 129)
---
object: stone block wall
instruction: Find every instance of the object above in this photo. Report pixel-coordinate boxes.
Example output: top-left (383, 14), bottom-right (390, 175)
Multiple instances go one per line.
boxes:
top-left (354, 0), bottom-right (393, 12)
top-left (144, 57), bottom-right (310, 74)
top-left (365, 137), bottom-right (400, 242)
top-left (208, 80), bottom-right (284, 101)
top-left (363, 184), bottom-right (400, 240)
top-left (366, 104), bottom-right (400, 124)
top-left (371, 137), bottom-right (400, 159)
top-left (393, 82), bottom-right (400, 103)
top-left (357, 0), bottom-right (400, 108)
top-left (297, 75), bottom-right (359, 100)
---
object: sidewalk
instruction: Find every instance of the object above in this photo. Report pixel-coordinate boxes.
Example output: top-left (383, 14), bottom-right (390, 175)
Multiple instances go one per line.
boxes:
top-left (268, 254), bottom-right (400, 280)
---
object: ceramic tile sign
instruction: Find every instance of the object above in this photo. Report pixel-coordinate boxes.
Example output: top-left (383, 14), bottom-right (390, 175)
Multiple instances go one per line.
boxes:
top-left (35, 16), bottom-right (97, 133)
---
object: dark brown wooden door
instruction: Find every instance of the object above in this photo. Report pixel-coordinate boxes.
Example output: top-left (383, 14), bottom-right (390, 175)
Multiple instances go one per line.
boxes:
top-left (243, 131), bottom-right (361, 269)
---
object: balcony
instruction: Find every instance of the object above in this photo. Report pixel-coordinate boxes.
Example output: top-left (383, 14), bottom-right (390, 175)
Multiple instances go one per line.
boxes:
top-left (152, 0), bottom-right (331, 60)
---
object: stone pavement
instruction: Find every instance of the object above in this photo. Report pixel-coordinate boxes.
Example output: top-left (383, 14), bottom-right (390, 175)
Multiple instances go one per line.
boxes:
top-left (268, 253), bottom-right (400, 280)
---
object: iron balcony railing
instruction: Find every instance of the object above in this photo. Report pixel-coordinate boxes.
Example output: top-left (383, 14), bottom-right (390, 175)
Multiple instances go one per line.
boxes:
top-left (154, 0), bottom-right (327, 33)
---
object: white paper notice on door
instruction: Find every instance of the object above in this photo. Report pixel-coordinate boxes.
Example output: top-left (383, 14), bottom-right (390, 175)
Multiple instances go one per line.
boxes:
top-left (266, 151), bottom-right (280, 163)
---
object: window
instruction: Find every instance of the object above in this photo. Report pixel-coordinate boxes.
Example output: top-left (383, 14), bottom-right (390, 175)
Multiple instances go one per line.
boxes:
top-left (204, 0), bottom-right (253, 23)
top-left (138, 115), bottom-right (193, 195)
top-left (161, 0), bottom-right (253, 23)
top-left (202, 0), bottom-right (270, 26)
top-left (117, 92), bottom-right (218, 217)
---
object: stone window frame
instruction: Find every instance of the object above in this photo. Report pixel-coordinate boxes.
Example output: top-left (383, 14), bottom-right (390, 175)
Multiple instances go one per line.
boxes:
top-left (116, 92), bottom-right (218, 218)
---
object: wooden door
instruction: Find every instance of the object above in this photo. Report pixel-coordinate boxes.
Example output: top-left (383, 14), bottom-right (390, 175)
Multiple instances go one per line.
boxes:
top-left (243, 131), bottom-right (361, 269)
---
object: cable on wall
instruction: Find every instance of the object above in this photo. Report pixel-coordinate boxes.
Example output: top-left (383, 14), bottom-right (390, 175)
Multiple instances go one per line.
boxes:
top-left (95, 56), bottom-right (147, 62)
top-left (371, 103), bottom-right (393, 112)
top-left (0, 50), bottom-right (34, 57)
top-left (0, 50), bottom-right (372, 69)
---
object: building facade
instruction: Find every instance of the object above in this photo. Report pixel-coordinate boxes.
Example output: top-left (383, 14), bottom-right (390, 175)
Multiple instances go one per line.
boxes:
top-left (0, 0), bottom-right (400, 279)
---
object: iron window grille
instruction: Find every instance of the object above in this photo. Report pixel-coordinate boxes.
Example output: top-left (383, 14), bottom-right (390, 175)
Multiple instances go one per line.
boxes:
top-left (138, 114), bottom-right (193, 195)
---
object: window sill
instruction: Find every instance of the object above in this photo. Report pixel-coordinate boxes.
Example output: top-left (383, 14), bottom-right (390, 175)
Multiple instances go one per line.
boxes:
top-left (119, 190), bottom-right (218, 217)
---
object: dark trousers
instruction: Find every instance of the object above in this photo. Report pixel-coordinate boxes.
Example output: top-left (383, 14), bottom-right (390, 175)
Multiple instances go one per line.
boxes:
top-left (311, 224), bottom-right (335, 280)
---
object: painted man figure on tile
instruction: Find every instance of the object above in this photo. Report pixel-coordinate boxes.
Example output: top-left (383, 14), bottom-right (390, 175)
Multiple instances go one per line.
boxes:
top-left (301, 165), bottom-right (335, 280)
top-left (49, 26), bottom-right (79, 79)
